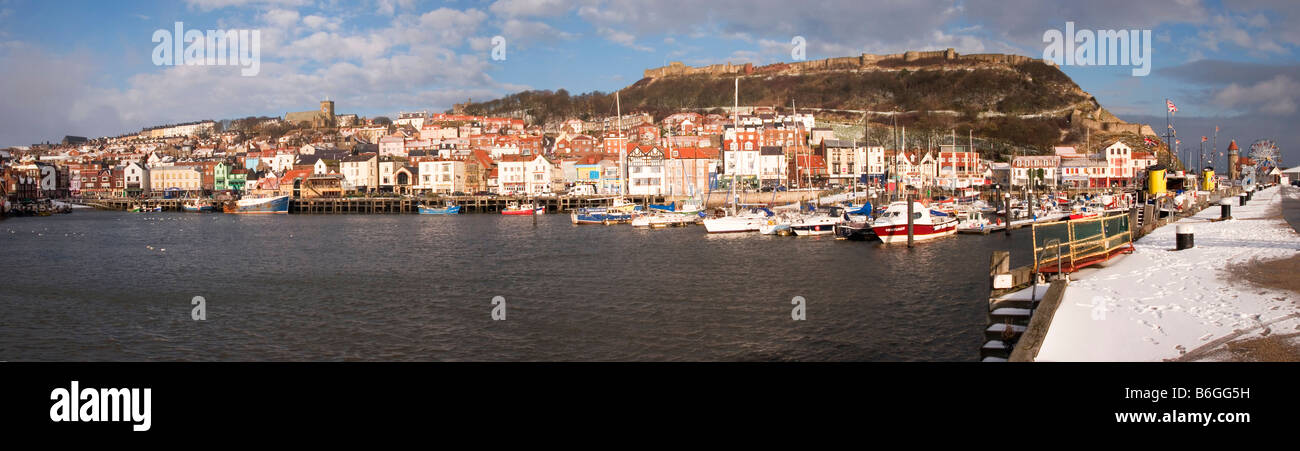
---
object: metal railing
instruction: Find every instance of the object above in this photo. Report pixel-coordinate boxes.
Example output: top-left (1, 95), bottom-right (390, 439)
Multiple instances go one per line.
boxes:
top-left (1031, 213), bottom-right (1132, 274)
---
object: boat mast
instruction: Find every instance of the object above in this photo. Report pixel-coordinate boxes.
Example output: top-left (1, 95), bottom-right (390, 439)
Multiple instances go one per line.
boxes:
top-left (617, 91), bottom-right (625, 197)
top-left (732, 77), bottom-right (739, 212)
top-left (901, 125), bottom-right (907, 203)
top-left (792, 99), bottom-right (800, 191)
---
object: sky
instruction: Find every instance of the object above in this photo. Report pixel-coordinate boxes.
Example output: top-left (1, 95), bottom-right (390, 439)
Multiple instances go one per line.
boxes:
top-left (0, 0), bottom-right (1298, 165)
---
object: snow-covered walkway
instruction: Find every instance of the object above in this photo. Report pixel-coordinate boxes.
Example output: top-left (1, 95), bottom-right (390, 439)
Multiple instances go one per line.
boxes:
top-left (1036, 186), bottom-right (1300, 361)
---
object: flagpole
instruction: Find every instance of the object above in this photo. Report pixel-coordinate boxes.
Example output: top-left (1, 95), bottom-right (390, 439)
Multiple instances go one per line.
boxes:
top-left (1199, 138), bottom-right (1204, 172)
top-left (1213, 126), bottom-right (1219, 171)
top-left (1171, 103), bottom-right (1178, 171)
top-left (1170, 98), bottom-right (1180, 168)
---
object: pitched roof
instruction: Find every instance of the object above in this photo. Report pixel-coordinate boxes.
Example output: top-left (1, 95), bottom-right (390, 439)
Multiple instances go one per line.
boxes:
top-left (279, 168), bottom-right (313, 183)
top-left (668, 147), bottom-right (718, 159)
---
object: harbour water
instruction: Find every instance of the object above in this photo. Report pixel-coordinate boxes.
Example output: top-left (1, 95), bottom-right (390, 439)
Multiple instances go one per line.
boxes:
top-left (0, 210), bottom-right (1035, 361)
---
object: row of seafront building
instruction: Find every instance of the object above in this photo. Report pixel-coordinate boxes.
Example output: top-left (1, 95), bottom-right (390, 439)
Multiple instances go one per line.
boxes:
top-left (4, 99), bottom-right (1192, 204)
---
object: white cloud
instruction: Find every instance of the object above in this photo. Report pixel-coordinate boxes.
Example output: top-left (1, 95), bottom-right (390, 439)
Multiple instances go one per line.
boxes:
top-left (595, 27), bottom-right (651, 52)
top-left (185, 0), bottom-right (310, 12)
top-left (489, 0), bottom-right (573, 18)
top-left (283, 31), bottom-right (391, 63)
top-left (375, 0), bottom-right (418, 17)
top-left (0, 3), bottom-right (524, 145)
top-left (302, 15), bottom-right (341, 31)
top-left (1212, 75), bottom-right (1300, 114)
top-left (1196, 14), bottom-right (1288, 55)
top-left (501, 19), bottom-right (576, 46)
top-left (261, 8), bottom-right (300, 29)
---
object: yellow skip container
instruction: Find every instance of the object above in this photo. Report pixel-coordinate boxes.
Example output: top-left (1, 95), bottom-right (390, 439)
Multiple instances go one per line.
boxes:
top-left (1147, 164), bottom-right (1167, 195)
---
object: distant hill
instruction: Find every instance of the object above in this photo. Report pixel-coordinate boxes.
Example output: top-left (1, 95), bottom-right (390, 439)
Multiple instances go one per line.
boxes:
top-left (459, 49), bottom-right (1169, 162)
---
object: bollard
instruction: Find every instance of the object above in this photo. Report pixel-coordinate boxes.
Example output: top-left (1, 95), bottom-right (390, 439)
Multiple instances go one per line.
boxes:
top-left (1219, 198), bottom-right (1232, 220)
top-left (1239, 193), bottom-right (1247, 206)
top-left (1246, 190), bottom-right (1254, 201)
top-left (1176, 224), bottom-right (1195, 250)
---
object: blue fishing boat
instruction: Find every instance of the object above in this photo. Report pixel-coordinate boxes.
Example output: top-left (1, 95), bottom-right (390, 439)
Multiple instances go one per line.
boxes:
top-left (418, 201), bottom-right (462, 214)
top-left (570, 197), bottom-right (639, 224)
top-left (570, 209), bottom-right (634, 224)
top-left (226, 195), bottom-right (290, 214)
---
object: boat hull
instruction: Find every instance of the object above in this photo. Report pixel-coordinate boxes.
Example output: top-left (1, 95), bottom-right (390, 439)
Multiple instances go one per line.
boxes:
top-left (792, 225), bottom-right (835, 236)
top-left (231, 195), bottom-right (290, 214)
top-left (871, 220), bottom-right (958, 243)
top-left (758, 223), bottom-right (789, 235)
top-left (834, 223), bottom-right (876, 240)
top-left (419, 205), bottom-right (461, 214)
top-left (573, 210), bottom-right (632, 224)
top-left (502, 207), bottom-right (543, 215)
top-left (703, 217), bottom-right (765, 233)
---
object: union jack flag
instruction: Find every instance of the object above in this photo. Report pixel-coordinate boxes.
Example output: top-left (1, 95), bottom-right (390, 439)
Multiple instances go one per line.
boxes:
top-left (1167, 99), bottom-right (1178, 114)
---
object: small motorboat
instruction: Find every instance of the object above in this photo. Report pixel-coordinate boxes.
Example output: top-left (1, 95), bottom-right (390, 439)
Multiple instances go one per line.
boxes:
top-left (502, 202), bottom-right (544, 215)
top-left (419, 201), bottom-right (462, 215)
top-left (702, 205), bottom-right (774, 233)
top-left (182, 199), bottom-right (215, 212)
top-left (870, 201), bottom-right (959, 244)
top-left (834, 219), bottom-right (875, 240)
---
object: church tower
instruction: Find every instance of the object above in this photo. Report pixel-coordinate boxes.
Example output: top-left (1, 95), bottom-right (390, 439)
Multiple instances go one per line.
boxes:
top-left (319, 99), bottom-right (336, 127)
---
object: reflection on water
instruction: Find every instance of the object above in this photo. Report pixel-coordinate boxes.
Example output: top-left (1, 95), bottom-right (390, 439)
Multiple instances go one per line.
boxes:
top-left (0, 210), bottom-right (1034, 361)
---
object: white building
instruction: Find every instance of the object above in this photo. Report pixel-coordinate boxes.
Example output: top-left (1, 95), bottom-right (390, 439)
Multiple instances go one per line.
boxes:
top-left (758, 146), bottom-right (787, 188)
top-left (1102, 141), bottom-right (1133, 180)
top-left (824, 140), bottom-right (866, 185)
top-left (149, 165), bottom-right (202, 191)
top-left (416, 160), bottom-right (468, 194)
top-left (722, 148), bottom-right (760, 188)
top-left (377, 158), bottom-right (400, 189)
top-left (379, 136), bottom-right (406, 157)
top-left (1012, 155), bottom-right (1061, 187)
top-left (123, 161), bottom-right (149, 192)
top-left (270, 152), bottom-right (296, 173)
top-left (497, 154), bottom-right (557, 195)
top-left (866, 146), bottom-right (887, 179)
top-left (340, 155), bottom-right (376, 191)
top-left (628, 144), bottom-right (666, 195)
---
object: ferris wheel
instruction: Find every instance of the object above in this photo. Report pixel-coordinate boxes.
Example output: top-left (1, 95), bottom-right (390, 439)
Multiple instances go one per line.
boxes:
top-left (1249, 139), bottom-right (1280, 167)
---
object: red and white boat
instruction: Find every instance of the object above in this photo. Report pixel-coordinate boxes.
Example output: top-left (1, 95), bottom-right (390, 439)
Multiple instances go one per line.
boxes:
top-left (870, 201), bottom-right (959, 243)
top-left (502, 202), bottom-right (544, 215)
